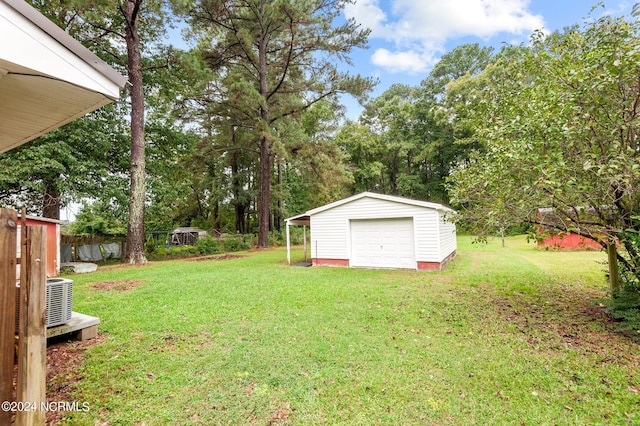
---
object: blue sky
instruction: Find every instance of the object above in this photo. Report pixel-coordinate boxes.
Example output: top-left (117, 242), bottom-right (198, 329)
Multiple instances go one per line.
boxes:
top-left (339, 0), bottom-right (635, 118)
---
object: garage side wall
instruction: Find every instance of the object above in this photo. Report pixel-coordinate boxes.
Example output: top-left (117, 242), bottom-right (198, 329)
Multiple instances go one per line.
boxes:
top-left (438, 211), bottom-right (457, 263)
top-left (310, 197), bottom-right (442, 267)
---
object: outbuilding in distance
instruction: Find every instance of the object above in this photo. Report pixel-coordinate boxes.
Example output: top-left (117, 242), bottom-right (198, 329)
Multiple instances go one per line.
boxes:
top-left (285, 192), bottom-right (457, 271)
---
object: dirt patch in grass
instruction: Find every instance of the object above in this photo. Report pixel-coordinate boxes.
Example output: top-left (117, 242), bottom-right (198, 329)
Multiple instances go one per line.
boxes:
top-left (270, 401), bottom-right (293, 424)
top-left (188, 254), bottom-right (246, 262)
top-left (91, 279), bottom-right (145, 293)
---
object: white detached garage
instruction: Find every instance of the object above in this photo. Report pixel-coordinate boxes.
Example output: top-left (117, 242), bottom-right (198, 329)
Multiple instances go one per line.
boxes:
top-left (285, 192), bottom-right (456, 271)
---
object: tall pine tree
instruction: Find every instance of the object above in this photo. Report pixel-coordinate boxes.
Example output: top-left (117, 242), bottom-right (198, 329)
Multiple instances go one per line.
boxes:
top-left (187, 0), bottom-right (374, 247)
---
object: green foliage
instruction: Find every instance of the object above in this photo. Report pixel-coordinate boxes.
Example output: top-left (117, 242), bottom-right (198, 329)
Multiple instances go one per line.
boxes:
top-left (223, 238), bottom-right (239, 252)
top-left (146, 234), bottom-right (257, 260)
top-left (0, 102), bottom-right (130, 217)
top-left (68, 202), bottom-right (126, 236)
top-left (147, 244), bottom-right (199, 260)
top-left (339, 44), bottom-right (495, 204)
top-left (605, 290), bottom-right (640, 337)
top-left (144, 238), bottom-right (158, 254)
top-left (618, 229), bottom-right (640, 292)
top-left (195, 236), bottom-right (220, 255)
top-left (606, 229), bottom-right (640, 334)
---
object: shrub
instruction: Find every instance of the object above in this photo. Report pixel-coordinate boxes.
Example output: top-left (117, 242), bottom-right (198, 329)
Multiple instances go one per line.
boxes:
top-left (196, 236), bottom-right (220, 255)
top-left (145, 239), bottom-right (157, 254)
top-left (147, 245), bottom-right (198, 260)
top-left (224, 239), bottom-right (239, 252)
top-left (148, 246), bottom-right (169, 261)
top-left (605, 290), bottom-right (640, 339)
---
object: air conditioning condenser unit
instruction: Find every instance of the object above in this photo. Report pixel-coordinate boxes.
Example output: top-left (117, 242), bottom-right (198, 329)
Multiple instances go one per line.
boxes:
top-left (15, 278), bottom-right (73, 331)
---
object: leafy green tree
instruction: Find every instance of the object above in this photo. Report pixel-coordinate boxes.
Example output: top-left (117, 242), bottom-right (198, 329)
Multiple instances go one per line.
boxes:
top-left (144, 122), bottom-right (201, 232)
top-left (359, 84), bottom-right (421, 196)
top-left (279, 101), bottom-right (353, 221)
top-left (187, 0), bottom-right (374, 247)
top-left (339, 44), bottom-right (494, 204)
top-left (413, 44), bottom-right (494, 203)
top-left (448, 10), bottom-right (640, 295)
top-left (0, 103), bottom-right (130, 219)
top-left (33, 0), bottom-right (198, 263)
top-left (335, 121), bottom-right (385, 192)
top-left (68, 201), bottom-right (127, 236)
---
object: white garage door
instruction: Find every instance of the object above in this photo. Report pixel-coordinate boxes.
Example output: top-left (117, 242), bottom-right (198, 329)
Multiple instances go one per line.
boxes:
top-left (350, 218), bottom-right (416, 269)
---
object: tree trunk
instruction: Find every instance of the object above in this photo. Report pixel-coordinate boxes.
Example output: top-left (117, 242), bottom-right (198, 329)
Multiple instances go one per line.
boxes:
top-left (276, 158), bottom-right (282, 232)
top-left (258, 136), bottom-right (271, 247)
top-left (124, 0), bottom-right (147, 264)
top-left (608, 241), bottom-right (620, 293)
top-left (230, 144), bottom-right (245, 234)
top-left (42, 180), bottom-right (60, 220)
top-left (213, 201), bottom-right (220, 232)
top-left (257, 2), bottom-right (270, 248)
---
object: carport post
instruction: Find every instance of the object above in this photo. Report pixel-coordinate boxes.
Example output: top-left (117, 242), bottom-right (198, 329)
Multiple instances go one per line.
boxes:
top-left (303, 225), bottom-right (307, 261)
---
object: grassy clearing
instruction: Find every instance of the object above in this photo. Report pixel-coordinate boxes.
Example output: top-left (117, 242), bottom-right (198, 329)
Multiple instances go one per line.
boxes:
top-left (56, 236), bottom-right (639, 425)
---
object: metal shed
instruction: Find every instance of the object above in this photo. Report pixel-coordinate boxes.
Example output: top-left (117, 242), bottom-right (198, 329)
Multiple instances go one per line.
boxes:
top-left (170, 227), bottom-right (208, 246)
top-left (285, 192), bottom-right (457, 271)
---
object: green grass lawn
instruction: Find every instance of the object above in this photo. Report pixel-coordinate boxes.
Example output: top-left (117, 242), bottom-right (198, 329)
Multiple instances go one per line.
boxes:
top-left (55, 236), bottom-right (639, 425)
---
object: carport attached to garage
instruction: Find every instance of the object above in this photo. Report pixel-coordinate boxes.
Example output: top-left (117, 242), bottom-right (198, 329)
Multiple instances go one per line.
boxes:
top-left (285, 192), bottom-right (457, 271)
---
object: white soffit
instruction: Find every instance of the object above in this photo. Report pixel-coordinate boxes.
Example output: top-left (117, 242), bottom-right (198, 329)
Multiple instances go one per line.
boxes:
top-left (0, 0), bottom-right (127, 152)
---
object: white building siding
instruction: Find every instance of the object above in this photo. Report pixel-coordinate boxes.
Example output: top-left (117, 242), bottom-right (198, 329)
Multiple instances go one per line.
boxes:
top-left (438, 212), bottom-right (457, 261)
top-left (310, 215), bottom-right (349, 260)
top-left (310, 196), bottom-right (446, 264)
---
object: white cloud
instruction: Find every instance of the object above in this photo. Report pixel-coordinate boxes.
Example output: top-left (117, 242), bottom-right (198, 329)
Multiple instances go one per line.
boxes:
top-left (371, 49), bottom-right (430, 74)
top-left (390, 0), bottom-right (544, 40)
top-left (346, 0), bottom-right (545, 73)
top-left (345, 0), bottom-right (389, 35)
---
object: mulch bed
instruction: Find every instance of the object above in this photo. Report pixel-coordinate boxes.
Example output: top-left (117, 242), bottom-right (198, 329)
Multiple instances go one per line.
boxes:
top-left (45, 334), bottom-right (106, 425)
top-left (10, 334), bottom-right (106, 425)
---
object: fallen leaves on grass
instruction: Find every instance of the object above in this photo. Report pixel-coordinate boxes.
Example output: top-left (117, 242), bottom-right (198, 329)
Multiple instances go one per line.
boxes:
top-left (271, 401), bottom-right (292, 424)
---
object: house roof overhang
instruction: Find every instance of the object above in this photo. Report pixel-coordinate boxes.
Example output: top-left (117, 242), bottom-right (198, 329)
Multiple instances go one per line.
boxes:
top-left (0, 0), bottom-right (127, 153)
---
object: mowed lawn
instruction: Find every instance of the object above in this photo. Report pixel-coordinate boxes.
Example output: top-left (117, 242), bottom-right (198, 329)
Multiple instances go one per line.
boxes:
top-left (56, 236), bottom-right (639, 425)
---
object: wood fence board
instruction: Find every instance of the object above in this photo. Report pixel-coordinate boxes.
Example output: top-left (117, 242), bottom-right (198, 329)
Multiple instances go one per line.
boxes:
top-left (0, 208), bottom-right (17, 426)
top-left (16, 225), bottom-right (47, 426)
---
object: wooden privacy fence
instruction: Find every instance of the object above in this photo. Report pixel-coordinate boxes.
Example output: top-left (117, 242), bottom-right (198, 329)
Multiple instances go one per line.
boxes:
top-left (1, 208), bottom-right (47, 425)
